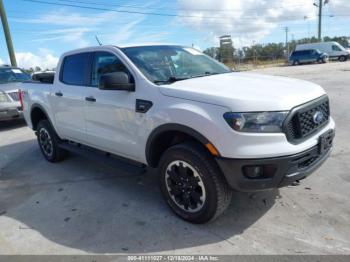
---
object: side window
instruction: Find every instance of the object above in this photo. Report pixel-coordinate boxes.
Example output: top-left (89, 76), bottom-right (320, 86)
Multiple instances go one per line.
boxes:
top-left (61, 53), bottom-right (90, 85)
top-left (332, 45), bottom-right (341, 51)
top-left (91, 52), bottom-right (132, 87)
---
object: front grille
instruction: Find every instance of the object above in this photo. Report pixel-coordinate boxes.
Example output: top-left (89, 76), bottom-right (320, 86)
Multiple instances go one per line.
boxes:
top-left (7, 91), bottom-right (19, 101)
top-left (284, 96), bottom-right (330, 143)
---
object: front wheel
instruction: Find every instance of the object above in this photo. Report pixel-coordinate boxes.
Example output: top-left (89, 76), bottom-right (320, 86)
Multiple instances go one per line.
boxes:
top-left (159, 142), bottom-right (232, 223)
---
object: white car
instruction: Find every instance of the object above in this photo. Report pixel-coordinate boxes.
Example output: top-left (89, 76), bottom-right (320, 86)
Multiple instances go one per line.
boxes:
top-left (295, 41), bottom-right (350, 62)
top-left (20, 45), bottom-right (335, 223)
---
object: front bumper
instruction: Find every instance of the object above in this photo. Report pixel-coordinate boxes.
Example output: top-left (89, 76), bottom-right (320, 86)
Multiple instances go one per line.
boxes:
top-left (0, 106), bottom-right (23, 121)
top-left (216, 129), bottom-right (334, 192)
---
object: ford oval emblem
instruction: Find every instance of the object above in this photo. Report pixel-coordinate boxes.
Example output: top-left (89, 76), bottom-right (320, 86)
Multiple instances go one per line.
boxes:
top-left (313, 111), bottom-right (324, 124)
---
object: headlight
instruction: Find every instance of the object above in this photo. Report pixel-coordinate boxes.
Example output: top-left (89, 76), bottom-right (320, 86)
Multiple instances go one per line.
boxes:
top-left (0, 91), bottom-right (9, 103)
top-left (223, 111), bottom-right (289, 133)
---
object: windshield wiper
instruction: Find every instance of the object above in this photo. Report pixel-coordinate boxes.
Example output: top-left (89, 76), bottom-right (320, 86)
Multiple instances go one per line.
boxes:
top-left (190, 72), bottom-right (223, 79)
top-left (154, 76), bottom-right (190, 84)
top-left (205, 72), bottom-right (220, 75)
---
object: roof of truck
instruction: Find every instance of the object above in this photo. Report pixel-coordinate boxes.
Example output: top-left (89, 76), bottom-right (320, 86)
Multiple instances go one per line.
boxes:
top-left (61, 44), bottom-right (202, 58)
top-left (117, 43), bottom-right (179, 48)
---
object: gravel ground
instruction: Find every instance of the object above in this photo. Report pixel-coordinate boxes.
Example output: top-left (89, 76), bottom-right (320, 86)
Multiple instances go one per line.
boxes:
top-left (0, 62), bottom-right (349, 255)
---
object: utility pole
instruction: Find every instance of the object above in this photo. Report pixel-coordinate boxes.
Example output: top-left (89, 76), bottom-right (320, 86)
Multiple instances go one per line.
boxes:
top-left (0, 0), bottom-right (17, 67)
top-left (317, 0), bottom-right (322, 41)
top-left (314, 0), bottom-right (329, 42)
top-left (284, 27), bottom-right (289, 60)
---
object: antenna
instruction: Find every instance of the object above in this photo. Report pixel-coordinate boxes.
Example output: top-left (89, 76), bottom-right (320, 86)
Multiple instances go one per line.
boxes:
top-left (95, 35), bottom-right (102, 46)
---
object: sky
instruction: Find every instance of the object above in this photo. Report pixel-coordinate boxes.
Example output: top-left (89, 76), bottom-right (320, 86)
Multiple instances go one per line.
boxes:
top-left (0, 0), bottom-right (349, 69)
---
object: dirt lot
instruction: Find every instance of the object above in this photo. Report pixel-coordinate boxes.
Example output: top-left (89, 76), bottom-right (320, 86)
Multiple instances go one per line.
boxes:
top-left (0, 62), bottom-right (349, 255)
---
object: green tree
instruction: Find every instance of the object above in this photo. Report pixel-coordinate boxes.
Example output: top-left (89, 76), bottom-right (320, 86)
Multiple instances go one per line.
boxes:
top-left (203, 47), bottom-right (220, 59)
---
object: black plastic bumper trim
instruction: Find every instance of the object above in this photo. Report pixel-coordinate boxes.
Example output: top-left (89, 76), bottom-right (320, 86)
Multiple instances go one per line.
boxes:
top-left (216, 137), bottom-right (333, 192)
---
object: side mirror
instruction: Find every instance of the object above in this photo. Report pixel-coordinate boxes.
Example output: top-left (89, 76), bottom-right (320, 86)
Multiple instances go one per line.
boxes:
top-left (99, 72), bottom-right (135, 91)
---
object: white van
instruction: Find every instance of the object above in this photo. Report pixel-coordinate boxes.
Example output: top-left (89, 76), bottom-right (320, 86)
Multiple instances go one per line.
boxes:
top-left (295, 42), bottom-right (350, 61)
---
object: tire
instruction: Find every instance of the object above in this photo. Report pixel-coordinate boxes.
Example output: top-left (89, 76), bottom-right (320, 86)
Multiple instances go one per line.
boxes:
top-left (159, 142), bottom-right (232, 223)
top-left (37, 119), bottom-right (69, 162)
top-left (339, 56), bottom-right (347, 62)
top-left (293, 60), bottom-right (300, 66)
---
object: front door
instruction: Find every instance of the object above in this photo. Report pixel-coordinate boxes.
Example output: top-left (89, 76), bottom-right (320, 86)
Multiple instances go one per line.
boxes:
top-left (331, 44), bottom-right (344, 58)
top-left (83, 51), bottom-right (140, 160)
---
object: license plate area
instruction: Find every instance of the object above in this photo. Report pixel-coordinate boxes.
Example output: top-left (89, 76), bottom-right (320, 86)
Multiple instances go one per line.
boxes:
top-left (318, 130), bottom-right (334, 154)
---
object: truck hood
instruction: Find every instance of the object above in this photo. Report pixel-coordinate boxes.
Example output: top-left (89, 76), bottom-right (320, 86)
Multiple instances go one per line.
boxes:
top-left (159, 72), bottom-right (326, 111)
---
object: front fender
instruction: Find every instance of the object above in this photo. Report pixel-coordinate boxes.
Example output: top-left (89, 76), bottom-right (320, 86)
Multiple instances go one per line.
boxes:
top-left (140, 98), bottom-right (230, 164)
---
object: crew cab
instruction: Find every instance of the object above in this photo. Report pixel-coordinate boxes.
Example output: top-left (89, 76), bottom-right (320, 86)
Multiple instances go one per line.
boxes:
top-left (20, 45), bottom-right (335, 223)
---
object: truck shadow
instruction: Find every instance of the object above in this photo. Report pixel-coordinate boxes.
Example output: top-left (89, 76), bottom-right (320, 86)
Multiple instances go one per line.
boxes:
top-left (0, 119), bottom-right (26, 131)
top-left (0, 140), bottom-right (279, 253)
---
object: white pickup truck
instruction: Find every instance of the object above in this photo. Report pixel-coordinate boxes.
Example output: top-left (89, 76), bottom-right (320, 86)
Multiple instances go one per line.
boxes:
top-left (21, 45), bottom-right (335, 223)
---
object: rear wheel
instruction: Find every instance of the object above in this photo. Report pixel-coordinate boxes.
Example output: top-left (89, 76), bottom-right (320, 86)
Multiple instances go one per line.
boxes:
top-left (37, 120), bottom-right (68, 162)
top-left (339, 56), bottom-right (347, 62)
top-left (159, 142), bottom-right (232, 223)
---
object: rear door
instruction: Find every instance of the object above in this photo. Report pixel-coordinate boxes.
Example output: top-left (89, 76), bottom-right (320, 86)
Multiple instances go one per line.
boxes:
top-left (83, 51), bottom-right (140, 160)
top-left (302, 50), bottom-right (312, 62)
top-left (51, 52), bottom-right (91, 142)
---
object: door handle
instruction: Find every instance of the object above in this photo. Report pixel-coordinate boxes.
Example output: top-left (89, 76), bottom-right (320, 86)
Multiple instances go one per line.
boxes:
top-left (85, 96), bottom-right (96, 102)
top-left (55, 91), bottom-right (63, 97)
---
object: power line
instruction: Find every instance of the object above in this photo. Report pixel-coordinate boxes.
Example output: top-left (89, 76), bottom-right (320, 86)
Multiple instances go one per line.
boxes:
top-left (20, 0), bottom-right (318, 21)
top-left (19, 0), bottom-right (244, 19)
top-left (55, 0), bottom-right (310, 14)
top-left (9, 6), bottom-right (349, 20)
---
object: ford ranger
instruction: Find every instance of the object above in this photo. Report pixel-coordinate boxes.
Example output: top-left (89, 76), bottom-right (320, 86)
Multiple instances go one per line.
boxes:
top-left (20, 45), bottom-right (335, 223)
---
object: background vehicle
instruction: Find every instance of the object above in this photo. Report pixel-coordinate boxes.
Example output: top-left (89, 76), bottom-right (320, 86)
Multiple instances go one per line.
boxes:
top-left (0, 65), bottom-right (30, 121)
top-left (21, 45), bottom-right (335, 223)
top-left (295, 42), bottom-right (350, 62)
top-left (289, 49), bottom-right (328, 65)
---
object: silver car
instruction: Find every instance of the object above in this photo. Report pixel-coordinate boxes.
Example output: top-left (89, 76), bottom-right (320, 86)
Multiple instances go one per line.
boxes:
top-left (0, 66), bottom-right (31, 121)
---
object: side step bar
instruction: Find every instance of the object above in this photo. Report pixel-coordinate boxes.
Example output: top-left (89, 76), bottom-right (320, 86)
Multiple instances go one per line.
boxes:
top-left (59, 142), bottom-right (147, 175)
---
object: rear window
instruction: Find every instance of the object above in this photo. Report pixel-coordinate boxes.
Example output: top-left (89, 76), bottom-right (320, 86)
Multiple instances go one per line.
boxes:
top-left (61, 53), bottom-right (90, 85)
top-left (294, 50), bottom-right (313, 55)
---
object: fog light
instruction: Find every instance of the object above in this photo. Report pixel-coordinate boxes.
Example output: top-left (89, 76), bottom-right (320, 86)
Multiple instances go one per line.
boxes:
top-left (243, 165), bottom-right (263, 179)
top-left (242, 164), bottom-right (277, 179)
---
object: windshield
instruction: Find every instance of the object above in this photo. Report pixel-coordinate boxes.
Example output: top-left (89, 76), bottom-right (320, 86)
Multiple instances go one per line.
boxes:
top-left (0, 68), bottom-right (31, 84)
top-left (122, 45), bottom-right (231, 84)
